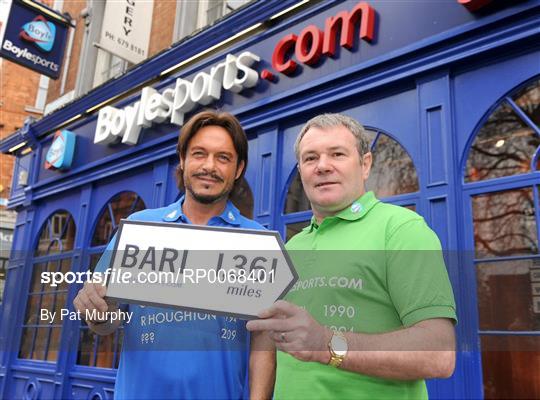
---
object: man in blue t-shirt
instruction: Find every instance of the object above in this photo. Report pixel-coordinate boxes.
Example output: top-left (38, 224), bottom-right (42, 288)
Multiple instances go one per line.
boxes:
top-left (74, 111), bottom-right (275, 399)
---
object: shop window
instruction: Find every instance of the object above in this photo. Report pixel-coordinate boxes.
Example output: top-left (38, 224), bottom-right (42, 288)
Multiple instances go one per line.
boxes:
top-left (365, 132), bottom-right (419, 197)
top-left (93, 50), bottom-right (131, 88)
top-left (35, 211), bottom-right (75, 257)
top-left (477, 259), bottom-right (540, 331)
top-left (19, 211), bottom-right (75, 362)
top-left (230, 178), bottom-right (254, 219)
top-left (467, 76), bottom-right (540, 399)
top-left (77, 192), bottom-right (146, 368)
top-left (286, 221), bottom-right (308, 242)
top-left (480, 336), bottom-right (540, 399)
top-left (513, 79), bottom-right (540, 130)
top-left (174, 0), bottom-right (253, 41)
top-left (284, 174), bottom-right (310, 214)
top-left (472, 193), bottom-right (540, 399)
top-left (91, 192), bottom-right (145, 247)
top-left (472, 188), bottom-right (537, 258)
top-left (465, 79), bottom-right (540, 182)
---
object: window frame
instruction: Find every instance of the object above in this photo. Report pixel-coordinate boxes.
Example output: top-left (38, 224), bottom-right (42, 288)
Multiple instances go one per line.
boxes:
top-left (18, 210), bottom-right (76, 363)
top-left (75, 191), bottom-right (146, 370)
top-left (461, 75), bottom-right (540, 399)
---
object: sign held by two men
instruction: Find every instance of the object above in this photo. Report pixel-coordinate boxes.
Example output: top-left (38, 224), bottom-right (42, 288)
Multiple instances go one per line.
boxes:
top-left (105, 220), bottom-right (298, 319)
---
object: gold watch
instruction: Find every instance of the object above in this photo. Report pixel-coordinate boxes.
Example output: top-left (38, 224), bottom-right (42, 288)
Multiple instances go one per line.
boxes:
top-left (327, 330), bottom-right (348, 368)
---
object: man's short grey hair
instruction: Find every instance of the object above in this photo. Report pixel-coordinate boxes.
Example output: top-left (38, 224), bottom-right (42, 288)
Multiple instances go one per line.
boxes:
top-left (294, 113), bottom-right (370, 161)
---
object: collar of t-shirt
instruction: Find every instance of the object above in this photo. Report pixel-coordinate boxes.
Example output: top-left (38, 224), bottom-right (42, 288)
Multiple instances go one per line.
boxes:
top-left (308, 191), bottom-right (380, 232)
top-left (160, 195), bottom-right (241, 226)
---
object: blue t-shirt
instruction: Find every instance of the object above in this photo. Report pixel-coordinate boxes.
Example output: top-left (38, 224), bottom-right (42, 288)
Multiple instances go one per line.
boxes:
top-left (94, 197), bottom-right (265, 399)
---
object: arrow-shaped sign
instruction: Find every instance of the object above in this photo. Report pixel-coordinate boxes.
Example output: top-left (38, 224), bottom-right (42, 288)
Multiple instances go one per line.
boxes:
top-left (105, 220), bottom-right (298, 319)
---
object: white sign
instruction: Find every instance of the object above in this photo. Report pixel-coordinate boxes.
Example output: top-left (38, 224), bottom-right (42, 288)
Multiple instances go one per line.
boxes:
top-left (99, 0), bottom-right (153, 64)
top-left (94, 51), bottom-right (260, 146)
top-left (106, 220), bottom-right (297, 319)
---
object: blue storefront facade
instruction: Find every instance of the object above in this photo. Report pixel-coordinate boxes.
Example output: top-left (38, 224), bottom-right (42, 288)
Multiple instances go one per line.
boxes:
top-left (1, 0), bottom-right (539, 398)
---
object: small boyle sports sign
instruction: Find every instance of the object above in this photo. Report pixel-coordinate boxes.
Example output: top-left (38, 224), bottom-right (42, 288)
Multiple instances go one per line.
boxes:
top-left (0, 0), bottom-right (71, 79)
top-left (106, 220), bottom-right (298, 319)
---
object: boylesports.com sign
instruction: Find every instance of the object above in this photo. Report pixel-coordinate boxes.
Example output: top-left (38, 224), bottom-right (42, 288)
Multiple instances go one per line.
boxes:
top-left (0, 0), bottom-right (70, 79)
top-left (95, 1), bottom-right (377, 146)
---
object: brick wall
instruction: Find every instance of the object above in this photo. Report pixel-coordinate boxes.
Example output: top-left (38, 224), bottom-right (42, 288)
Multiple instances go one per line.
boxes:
top-left (0, 61), bottom-right (41, 200)
top-left (148, 1), bottom-right (176, 57)
top-left (0, 0), bottom-right (53, 203)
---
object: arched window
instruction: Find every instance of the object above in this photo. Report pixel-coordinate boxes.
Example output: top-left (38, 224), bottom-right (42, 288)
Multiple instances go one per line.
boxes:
top-left (77, 192), bottom-right (146, 369)
top-left (19, 211), bottom-right (76, 361)
top-left (466, 78), bottom-right (540, 182)
top-left (464, 77), bottom-right (540, 399)
top-left (282, 129), bottom-right (418, 240)
top-left (365, 131), bottom-right (419, 198)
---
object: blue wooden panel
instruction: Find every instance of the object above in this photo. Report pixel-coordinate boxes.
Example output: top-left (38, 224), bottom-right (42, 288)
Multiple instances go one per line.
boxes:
top-left (427, 107), bottom-right (448, 185)
top-left (253, 129), bottom-right (278, 219)
top-left (71, 380), bottom-right (115, 400)
top-left (429, 197), bottom-right (449, 250)
top-left (418, 74), bottom-right (451, 188)
top-left (7, 373), bottom-right (56, 399)
top-left (152, 159), bottom-right (169, 208)
top-left (259, 154), bottom-right (272, 215)
top-left (244, 133), bottom-right (259, 195)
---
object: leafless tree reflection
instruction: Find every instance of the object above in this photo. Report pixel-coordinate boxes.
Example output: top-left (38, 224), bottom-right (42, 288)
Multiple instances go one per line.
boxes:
top-left (35, 211), bottom-right (75, 256)
top-left (284, 174), bottom-right (310, 214)
top-left (514, 79), bottom-right (540, 128)
top-left (466, 79), bottom-right (540, 182)
top-left (472, 188), bottom-right (537, 258)
top-left (92, 192), bottom-right (146, 246)
top-left (366, 134), bottom-right (419, 197)
top-left (230, 177), bottom-right (254, 219)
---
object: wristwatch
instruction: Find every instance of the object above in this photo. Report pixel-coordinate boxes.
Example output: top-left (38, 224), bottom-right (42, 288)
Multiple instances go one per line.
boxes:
top-left (327, 330), bottom-right (348, 368)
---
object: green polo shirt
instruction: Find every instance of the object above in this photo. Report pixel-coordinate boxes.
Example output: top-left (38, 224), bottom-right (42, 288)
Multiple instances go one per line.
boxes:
top-left (274, 191), bottom-right (457, 399)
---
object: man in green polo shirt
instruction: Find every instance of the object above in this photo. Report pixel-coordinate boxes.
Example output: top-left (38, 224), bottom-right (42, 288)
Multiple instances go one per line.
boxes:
top-left (247, 114), bottom-right (457, 399)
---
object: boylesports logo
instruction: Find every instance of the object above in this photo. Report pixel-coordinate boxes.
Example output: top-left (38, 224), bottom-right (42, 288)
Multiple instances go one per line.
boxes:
top-left (2, 40), bottom-right (59, 71)
top-left (20, 15), bottom-right (56, 52)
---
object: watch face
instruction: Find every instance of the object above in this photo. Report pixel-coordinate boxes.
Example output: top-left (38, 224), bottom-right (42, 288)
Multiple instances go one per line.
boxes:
top-left (331, 334), bottom-right (348, 356)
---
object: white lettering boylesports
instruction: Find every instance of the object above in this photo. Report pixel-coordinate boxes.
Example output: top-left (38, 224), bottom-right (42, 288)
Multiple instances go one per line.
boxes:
top-left (2, 40), bottom-right (59, 71)
top-left (94, 51), bottom-right (260, 146)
